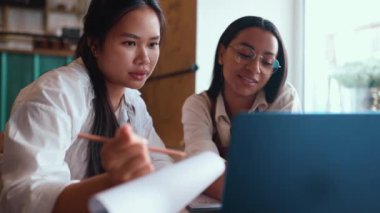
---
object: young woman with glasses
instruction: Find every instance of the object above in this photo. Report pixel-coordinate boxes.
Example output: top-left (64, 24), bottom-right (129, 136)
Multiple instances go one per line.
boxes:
top-left (181, 16), bottom-right (302, 200)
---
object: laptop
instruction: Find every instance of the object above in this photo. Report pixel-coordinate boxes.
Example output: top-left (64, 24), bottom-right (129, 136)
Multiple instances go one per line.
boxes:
top-left (222, 113), bottom-right (380, 213)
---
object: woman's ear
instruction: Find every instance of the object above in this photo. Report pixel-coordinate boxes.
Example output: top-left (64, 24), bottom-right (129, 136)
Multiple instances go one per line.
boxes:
top-left (87, 37), bottom-right (99, 57)
top-left (218, 44), bottom-right (227, 65)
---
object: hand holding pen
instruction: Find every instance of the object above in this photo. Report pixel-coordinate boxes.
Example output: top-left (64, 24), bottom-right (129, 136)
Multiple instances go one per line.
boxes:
top-left (100, 124), bottom-right (154, 185)
top-left (78, 124), bottom-right (186, 185)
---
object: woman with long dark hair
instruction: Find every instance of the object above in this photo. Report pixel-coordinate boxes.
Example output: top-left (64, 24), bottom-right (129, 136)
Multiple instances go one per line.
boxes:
top-left (182, 16), bottom-right (302, 199)
top-left (1, 0), bottom-right (172, 212)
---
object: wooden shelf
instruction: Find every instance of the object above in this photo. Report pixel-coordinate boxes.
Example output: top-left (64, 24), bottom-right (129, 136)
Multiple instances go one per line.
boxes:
top-left (0, 47), bottom-right (74, 57)
top-left (0, 1), bottom-right (45, 9)
top-left (46, 8), bottom-right (81, 15)
top-left (1, 1), bottom-right (86, 34)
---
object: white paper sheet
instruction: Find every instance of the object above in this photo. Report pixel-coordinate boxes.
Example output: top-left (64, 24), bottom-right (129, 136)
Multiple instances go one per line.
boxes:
top-left (89, 151), bottom-right (225, 213)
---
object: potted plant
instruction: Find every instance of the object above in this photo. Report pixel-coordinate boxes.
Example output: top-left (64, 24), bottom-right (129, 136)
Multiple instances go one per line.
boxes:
top-left (330, 58), bottom-right (380, 111)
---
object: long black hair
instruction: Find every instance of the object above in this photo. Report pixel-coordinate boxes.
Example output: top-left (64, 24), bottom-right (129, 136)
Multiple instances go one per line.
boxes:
top-left (74, 0), bottom-right (166, 177)
top-left (206, 16), bottom-right (288, 103)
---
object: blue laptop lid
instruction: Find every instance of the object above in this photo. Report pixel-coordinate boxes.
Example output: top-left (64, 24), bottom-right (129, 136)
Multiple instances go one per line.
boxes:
top-left (222, 113), bottom-right (380, 213)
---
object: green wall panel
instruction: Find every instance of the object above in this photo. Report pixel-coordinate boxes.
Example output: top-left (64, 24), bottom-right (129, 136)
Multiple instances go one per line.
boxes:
top-left (0, 52), bottom-right (72, 131)
top-left (0, 53), bottom-right (7, 130)
top-left (5, 53), bottom-right (35, 130)
top-left (40, 55), bottom-right (69, 75)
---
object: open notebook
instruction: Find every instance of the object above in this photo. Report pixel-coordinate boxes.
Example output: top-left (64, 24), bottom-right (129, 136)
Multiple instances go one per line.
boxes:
top-left (88, 151), bottom-right (225, 213)
top-left (222, 113), bottom-right (380, 212)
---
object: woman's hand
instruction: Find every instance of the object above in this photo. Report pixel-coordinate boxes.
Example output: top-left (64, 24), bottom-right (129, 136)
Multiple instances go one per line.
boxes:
top-left (101, 124), bottom-right (154, 185)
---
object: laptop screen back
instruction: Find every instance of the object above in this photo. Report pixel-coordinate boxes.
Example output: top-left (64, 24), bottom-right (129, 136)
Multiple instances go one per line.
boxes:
top-left (222, 113), bottom-right (380, 213)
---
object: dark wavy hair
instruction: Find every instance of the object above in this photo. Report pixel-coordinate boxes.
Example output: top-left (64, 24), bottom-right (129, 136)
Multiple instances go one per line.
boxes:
top-left (206, 16), bottom-right (287, 103)
top-left (74, 0), bottom-right (166, 177)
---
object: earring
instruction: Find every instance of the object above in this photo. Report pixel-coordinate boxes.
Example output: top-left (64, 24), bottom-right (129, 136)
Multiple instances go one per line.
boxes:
top-left (91, 46), bottom-right (98, 56)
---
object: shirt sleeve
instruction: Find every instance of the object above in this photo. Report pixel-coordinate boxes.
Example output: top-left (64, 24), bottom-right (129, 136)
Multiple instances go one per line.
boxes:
top-left (181, 94), bottom-right (219, 157)
top-left (1, 63), bottom-right (89, 213)
top-left (1, 102), bottom-right (76, 213)
top-left (270, 82), bottom-right (303, 112)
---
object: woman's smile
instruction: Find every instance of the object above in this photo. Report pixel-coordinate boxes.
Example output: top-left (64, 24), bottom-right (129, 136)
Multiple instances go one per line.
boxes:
top-left (238, 73), bottom-right (259, 86)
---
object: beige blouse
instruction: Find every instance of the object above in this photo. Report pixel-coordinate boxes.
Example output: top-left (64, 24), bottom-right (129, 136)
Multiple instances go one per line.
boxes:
top-left (182, 82), bottom-right (302, 156)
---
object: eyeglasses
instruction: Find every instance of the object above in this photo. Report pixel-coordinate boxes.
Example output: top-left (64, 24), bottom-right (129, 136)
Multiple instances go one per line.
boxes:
top-left (229, 44), bottom-right (281, 75)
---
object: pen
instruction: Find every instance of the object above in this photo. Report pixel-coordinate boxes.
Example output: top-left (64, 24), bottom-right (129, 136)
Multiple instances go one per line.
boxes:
top-left (78, 132), bottom-right (186, 158)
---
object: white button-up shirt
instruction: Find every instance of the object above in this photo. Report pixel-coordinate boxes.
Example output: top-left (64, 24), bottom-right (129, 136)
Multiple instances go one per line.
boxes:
top-left (182, 82), bottom-right (302, 156)
top-left (0, 58), bottom-right (173, 213)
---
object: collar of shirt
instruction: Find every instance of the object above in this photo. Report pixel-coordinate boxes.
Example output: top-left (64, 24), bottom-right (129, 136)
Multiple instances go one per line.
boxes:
top-left (211, 90), bottom-right (269, 147)
top-left (214, 90), bottom-right (269, 124)
top-left (119, 89), bottom-right (145, 137)
top-left (116, 89), bottom-right (140, 124)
